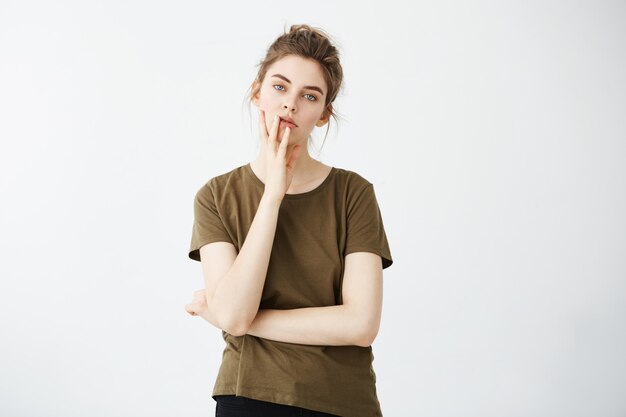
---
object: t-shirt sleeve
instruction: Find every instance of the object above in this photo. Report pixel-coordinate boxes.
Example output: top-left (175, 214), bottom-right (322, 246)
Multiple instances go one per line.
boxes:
top-left (344, 183), bottom-right (393, 269)
top-left (188, 183), bottom-right (235, 262)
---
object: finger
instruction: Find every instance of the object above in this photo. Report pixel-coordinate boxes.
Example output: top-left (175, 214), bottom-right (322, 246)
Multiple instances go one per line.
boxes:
top-left (278, 126), bottom-right (290, 158)
top-left (185, 304), bottom-right (195, 315)
top-left (258, 110), bottom-right (268, 141)
top-left (268, 114), bottom-right (280, 151)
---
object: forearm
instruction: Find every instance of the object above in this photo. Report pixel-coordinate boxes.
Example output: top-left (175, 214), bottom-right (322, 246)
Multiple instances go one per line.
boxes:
top-left (246, 305), bottom-right (372, 347)
top-left (211, 194), bottom-right (282, 334)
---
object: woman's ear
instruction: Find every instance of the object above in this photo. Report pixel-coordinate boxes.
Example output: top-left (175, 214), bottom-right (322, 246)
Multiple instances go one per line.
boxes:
top-left (315, 103), bottom-right (333, 127)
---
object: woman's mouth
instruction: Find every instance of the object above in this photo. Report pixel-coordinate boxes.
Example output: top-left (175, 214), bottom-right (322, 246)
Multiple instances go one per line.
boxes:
top-left (279, 117), bottom-right (298, 129)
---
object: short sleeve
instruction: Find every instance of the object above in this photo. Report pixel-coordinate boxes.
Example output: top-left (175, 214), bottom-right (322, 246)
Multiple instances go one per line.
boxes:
top-left (188, 183), bottom-right (234, 262)
top-left (344, 183), bottom-right (393, 269)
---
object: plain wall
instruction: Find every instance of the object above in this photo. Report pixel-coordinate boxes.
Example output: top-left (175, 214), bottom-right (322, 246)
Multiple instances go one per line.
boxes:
top-left (1, 1), bottom-right (625, 416)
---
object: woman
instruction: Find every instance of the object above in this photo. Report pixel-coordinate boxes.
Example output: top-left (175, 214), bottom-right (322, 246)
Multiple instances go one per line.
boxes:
top-left (185, 24), bottom-right (393, 417)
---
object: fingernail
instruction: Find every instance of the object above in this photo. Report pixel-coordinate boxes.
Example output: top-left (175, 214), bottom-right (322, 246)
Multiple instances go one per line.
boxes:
top-left (274, 115), bottom-right (278, 122)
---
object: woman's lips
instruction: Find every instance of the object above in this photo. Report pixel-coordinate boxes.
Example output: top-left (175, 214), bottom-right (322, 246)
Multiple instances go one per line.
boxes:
top-left (279, 117), bottom-right (297, 129)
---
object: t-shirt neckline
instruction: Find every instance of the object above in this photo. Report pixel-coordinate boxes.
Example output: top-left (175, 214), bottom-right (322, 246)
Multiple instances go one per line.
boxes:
top-left (244, 162), bottom-right (336, 199)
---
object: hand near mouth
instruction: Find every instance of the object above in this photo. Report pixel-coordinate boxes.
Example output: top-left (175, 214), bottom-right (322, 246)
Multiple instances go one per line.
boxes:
top-left (258, 110), bottom-right (302, 201)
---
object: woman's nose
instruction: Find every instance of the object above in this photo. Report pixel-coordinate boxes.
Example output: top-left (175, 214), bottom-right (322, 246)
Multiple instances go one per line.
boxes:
top-left (283, 97), bottom-right (296, 112)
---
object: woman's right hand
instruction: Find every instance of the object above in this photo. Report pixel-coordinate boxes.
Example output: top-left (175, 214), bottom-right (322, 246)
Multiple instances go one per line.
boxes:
top-left (259, 110), bottom-right (302, 201)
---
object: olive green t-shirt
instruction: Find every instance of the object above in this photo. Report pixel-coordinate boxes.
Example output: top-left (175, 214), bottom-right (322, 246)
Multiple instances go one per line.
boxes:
top-left (188, 163), bottom-right (393, 417)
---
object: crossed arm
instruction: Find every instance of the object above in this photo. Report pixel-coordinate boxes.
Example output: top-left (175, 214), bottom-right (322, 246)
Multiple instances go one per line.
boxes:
top-left (247, 251), bottom-right (383, 347)
top-left (185, 193), bottom-right (384, 347)
top-left (186, 250), bottom-right (384, 348)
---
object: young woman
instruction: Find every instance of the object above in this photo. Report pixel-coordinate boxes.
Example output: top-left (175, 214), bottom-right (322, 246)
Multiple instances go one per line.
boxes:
top-left (185, 24), bottom-right (393, 417)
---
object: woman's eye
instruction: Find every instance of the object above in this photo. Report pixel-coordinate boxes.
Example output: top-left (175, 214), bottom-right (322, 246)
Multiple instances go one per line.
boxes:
top-left (273, 85), bottom-right (316, 102)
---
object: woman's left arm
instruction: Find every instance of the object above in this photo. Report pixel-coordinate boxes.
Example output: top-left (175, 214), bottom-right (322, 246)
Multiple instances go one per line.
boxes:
top-left (246, 251), bottom-right (383, 347)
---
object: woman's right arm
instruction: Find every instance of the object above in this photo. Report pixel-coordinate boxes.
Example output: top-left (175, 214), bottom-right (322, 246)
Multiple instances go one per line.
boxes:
top-left (200, 111), bottom-right (301, 336)
top-left (201, 195), bottom-right (281, 336)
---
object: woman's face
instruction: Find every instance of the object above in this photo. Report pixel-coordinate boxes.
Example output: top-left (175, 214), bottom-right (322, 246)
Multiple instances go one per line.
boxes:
top-left (252, 54), bottom-right (330, 145)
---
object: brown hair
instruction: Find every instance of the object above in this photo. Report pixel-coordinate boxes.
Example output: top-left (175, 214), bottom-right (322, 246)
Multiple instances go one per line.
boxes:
top-left (246, 24), bottom-right (344, 152)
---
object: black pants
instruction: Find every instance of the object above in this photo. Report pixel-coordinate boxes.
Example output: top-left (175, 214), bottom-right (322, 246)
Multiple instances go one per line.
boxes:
top-left (214, 395), bottom-right (341, 417)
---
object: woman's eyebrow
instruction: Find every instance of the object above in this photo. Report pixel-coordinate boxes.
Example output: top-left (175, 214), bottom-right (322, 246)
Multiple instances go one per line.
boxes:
top-left (270, 74), bottom-right (325, 95)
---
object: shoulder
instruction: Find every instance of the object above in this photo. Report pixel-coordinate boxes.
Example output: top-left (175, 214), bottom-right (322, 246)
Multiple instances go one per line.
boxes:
top-left (331, 166), bottom-right (373, 188)
top-left (192, 165), bottom-right (257, 210)
top-left (330, 166), bottom-right (376, 199)
top-left (195, 164), bottom-right (250, 196)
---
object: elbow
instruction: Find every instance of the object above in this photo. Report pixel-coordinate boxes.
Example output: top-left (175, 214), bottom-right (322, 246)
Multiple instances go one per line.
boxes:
top-left (209, 294), bottom-right (253, 336)
top-left (355, 330), bottom-right (378, 347)
top-left (347, 305), bottom-right (381, 347)
top-left (218, 313), bottom-right (252, 337)
top-left (223, 323), bottom-right (249, 337)
top-left (354, 320), bottom-right (380, 347)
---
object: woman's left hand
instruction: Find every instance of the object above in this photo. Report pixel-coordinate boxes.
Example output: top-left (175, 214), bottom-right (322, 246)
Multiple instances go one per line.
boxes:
top-left (185, 289), bottom-right (221, 329)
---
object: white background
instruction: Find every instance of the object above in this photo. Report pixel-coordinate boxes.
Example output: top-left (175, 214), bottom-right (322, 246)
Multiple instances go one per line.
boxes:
top-left (1, 1), bottom-right (625, 416)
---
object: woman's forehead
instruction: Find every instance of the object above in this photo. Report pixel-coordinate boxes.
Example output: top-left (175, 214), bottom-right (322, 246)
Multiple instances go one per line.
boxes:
top-left (266, 56), bottom-right (326, 88)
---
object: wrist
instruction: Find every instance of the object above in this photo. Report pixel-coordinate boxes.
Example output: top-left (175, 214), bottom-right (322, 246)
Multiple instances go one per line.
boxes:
top-left (260, 192), bottom-right (284, 207)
